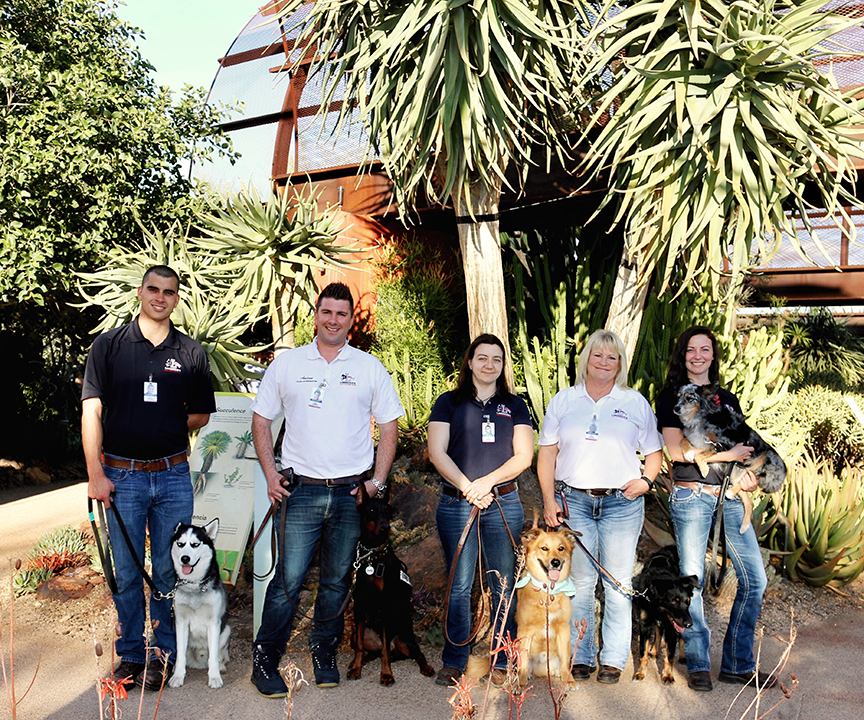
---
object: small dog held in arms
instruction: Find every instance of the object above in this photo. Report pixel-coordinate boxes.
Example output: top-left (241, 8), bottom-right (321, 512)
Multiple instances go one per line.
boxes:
top-left (632, 546), bottom-right (698, 684)
top-left (514, 524), bottom-right (579, 688)
top-left (674, 382), bottom-right (786, 532)
top-left (168, 519), bottom-right (231, 689)
top-left (347, 483), bottom-right (435, 685)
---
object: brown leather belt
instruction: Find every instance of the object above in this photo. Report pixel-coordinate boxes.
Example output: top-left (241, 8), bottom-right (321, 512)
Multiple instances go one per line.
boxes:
top-left (296, 470), bottom-right (371, 487)
top-left (573, 487), bottom-right (618, 497)
top-left (674, 481), bottom-right (724, 496)
top-left (441, 481), bottom-right (517, 498)
top-left (102, 452), bottom-right (187, 472)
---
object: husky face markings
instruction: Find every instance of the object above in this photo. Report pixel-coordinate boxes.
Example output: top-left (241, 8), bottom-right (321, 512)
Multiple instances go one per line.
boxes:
top-left (168, 519), bottom-right (231, 689)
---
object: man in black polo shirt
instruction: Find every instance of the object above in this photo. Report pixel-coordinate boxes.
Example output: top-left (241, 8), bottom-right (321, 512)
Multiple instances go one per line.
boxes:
top-left (82, 265), bottom-right (216, 690)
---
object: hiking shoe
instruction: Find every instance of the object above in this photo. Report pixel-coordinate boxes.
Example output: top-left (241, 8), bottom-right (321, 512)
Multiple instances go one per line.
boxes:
top-left (490, 668), bottom-right (508, 687)
top-left (571, 664), bottom-right (596, 681)
top-left (597, 665), bottom-right (621, 684)
top-left (687, 670), bottom-right (714, 692)
top-left (112, 660), bottom-right (145, 685)
top-left (436, 666), bottom-right (461, 686)
top-left (142, 658), bottom-right (173, 691)
top-left (718, 670), bottom-right (778, 688)
top-left (310, 639), bottom-right (340, 688)
top-left (251, 643), bottom-right (288, 698)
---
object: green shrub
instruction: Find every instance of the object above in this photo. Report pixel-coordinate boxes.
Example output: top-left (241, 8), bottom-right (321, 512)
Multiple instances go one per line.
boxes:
top-left (784, 308), bottom-right (864, 388)
top-left (13, 526), bottom-right (91, 595)
top-left (786, 386), bottom-right (864, 472)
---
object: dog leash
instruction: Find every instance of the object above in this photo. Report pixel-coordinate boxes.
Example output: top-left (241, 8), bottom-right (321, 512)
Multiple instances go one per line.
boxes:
top-left (88, 497), bottom-right (175, 601)
top-left (442, 498), bottom-right (521, 647)
top-left (556, 489), bottom-right (645, 600)
top-left (706, 469), bottom-right (733, 595)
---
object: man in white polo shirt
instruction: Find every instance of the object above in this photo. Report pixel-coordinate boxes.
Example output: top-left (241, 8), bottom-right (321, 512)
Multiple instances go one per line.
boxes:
top-left (249, 282), bottom-right (403, 696)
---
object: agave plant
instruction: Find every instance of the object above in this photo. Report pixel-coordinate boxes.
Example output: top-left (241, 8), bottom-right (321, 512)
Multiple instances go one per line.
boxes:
top-left (193, 184), bottom-right (355, 352)
top-left (579, 0), bottom-right (864, 296)
top-left (770, 454), bottom-right (864, 587)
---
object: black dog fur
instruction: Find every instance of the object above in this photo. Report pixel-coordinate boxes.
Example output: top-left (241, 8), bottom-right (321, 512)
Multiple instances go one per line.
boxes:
top-left (632, 546), bottom-right (698, 684)
top-left (348, 483), bottom-right (435, 685)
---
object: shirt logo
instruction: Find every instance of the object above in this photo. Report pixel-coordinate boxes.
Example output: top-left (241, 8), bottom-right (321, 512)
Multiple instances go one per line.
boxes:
top-left (297, 375), bottom-right (318, 383)
top-left (340, 373), bottom-right (357, 386)
top-left (496, 404), bottom-right (512, 418)
top-left (164, 358), bottom-right (182, 373)
top-left (612, 408), bottom-right (629, 420)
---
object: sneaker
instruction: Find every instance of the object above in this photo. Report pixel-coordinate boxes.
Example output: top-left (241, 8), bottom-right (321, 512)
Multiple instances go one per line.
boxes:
top-left (436, 666), bottom-right (462, 686)
top-left (251, 643), bottom-right (288, 698)
top-left (112, 660), bottom-right (145, 685)
top-left (141, 658), bottom-right (173, 691)
top-left (571, 664), bottom-right (596, 681)
top-left (310, 639), bottom-right (339, 688)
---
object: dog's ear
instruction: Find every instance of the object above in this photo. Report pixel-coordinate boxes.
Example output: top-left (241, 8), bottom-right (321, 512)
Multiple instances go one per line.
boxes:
top-left (682, 574), bottom-right (699, 591)
top-left (173, 521), bottom-right (184, 535)
top-left (520, 526), bottom-right (541, 546)
top-left (203, 518), bottom-right (219, 541)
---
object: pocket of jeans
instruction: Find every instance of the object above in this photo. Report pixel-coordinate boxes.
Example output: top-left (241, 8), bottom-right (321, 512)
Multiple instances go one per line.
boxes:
top-left (439, 493), bottom-right (460, 507)
top-left (102, 465), bottom-right (129, 483)
top-left (167, 460), bottom-right (190, 478)
top-left (671, 487), bottom-right (693, 502)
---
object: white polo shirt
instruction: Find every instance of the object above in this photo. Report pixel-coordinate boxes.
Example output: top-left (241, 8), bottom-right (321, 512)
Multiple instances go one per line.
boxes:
top-left (251, 339), bottom-right (404, 479)
top-left (538, 384), bottom-right (662, 489)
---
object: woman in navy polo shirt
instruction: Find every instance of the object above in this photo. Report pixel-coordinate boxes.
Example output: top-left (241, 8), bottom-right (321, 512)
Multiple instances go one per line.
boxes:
top-left (428, 333), bottom-right (533, 687)
top-left (538, 329), bottom-right (662, 685)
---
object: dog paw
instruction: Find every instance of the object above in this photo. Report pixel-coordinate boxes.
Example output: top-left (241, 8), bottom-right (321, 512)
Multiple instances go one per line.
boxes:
top-left (208, 676), bottom-right (223, 689)
top-left (662, 674), bottom-right (675, 685)
top-left (683, 449), bottom-right (695, 462)
top-left (633, 672), bottom-right (645, 681)
top-left (168, 674), bottom-right (185, 688)
top-left (380, 674), bottom-right (395, 686)
top-left (420, 664), bottom-right (435, 677)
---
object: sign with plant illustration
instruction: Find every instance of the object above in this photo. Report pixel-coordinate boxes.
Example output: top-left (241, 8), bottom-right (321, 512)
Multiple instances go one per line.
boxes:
top-left (189, 392), bottom-right (258, 584)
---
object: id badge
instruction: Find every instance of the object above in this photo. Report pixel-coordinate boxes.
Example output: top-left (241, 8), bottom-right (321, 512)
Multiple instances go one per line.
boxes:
top-left (143, 381), bottom-right (158, 403)
top-left (482, 416), bottom-right (495, 443)
top-left (585, 414), bottom-right (598, 441)
top-left (309, 380), bottom-right (326, 409)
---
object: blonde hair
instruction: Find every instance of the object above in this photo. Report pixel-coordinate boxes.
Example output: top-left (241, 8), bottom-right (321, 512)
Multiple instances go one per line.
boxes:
top-left (575, 329), bottom-right (629, 388)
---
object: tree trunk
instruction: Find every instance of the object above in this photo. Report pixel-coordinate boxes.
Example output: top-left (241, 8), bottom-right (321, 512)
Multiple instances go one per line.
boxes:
top-left (452, 177), bottom-right (514, 387)
top-left (272, 279), bottom-right (296, 357)
top-left (606, 255), bottom-right (650, 363)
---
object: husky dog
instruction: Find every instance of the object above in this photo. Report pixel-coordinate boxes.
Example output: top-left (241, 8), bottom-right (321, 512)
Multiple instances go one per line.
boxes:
top-left (168, 519), bottom-right (231, 689)
top-left (674, 383), bottom-right (786, 532)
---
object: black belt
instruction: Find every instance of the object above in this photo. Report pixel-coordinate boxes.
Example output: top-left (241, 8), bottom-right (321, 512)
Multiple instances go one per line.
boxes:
top-left (102, 452), bottom-right (187, 472)
top-left (556, 481), bottom-right (617, 497)
top-left (441, 481), bottom-right (517, 498)
top-left (295, 470), bottom-right (371, 487)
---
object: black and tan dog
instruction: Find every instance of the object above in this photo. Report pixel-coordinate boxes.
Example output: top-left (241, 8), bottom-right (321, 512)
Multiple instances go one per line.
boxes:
top-left (515, 524), bottom-right (579, 688)
top-left (632, 546), bottom-right (698, 684)
top-left (347, 483), bottom-right (435, 686)
top-left (674, 382), bottom-right (786, 532)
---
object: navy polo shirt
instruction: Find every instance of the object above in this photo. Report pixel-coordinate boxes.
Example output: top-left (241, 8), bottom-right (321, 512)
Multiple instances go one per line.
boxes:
top-left (429, 390), bottom-right (532, 481)
top-left (81, 317), bottom-right (216, 460)
top-left (655, 385), bottom-right (742, 485)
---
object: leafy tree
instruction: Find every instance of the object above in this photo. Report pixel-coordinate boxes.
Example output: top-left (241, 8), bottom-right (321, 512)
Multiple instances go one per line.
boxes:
top-left (579, 0), bottom-right (864, 351)
top-left (0, 0), bottom-right (233, 307)
top-left (271, 0), bottom-right (595, 376)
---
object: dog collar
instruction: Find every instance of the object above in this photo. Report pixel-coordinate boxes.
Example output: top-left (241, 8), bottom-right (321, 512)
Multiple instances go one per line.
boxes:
top-left (515, 571), bottom-right (577, 597)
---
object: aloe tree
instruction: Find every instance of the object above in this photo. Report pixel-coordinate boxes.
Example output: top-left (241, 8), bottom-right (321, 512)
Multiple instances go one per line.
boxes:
top-left (579, 0), bottom-right (864, 354)
top-left (272, 0), bottom-right (594, 372)
top-left (194, 184), bottom-right (355, 353)
top-left (195, 430), bottom-right (232, 495)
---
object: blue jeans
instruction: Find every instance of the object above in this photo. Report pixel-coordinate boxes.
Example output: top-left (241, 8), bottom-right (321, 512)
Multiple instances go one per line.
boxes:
top-left (103, 457), bottom-right (194, 664)
top-left (255, 482), bottom-right (361, 651)
top-left (670, 486), bottom-right (767, 675)
top-left (562, 487), bottom-right (644, 670)
top-left (437, 491), bottom-right (524, 671)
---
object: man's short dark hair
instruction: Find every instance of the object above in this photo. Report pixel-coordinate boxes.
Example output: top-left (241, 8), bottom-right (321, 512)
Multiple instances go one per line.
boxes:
top-left (315, 282), bottom-right (354, 310)
top-left (142, 265), bottom-right (180, 291)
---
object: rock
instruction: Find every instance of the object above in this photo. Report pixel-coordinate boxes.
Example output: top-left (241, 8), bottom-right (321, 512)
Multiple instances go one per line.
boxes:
top-left (409, 442), bottom-right (432, 471)
top-left (25, 466), bottom-right (52, 485)
top-left (398, 533), bottom-right (447, 599)
top-left (36, 575), bottom-right (94, 601)
top-left (0, 458), bottom-right (24, 470)
top-left (391, 483), bottom-right (438, 529)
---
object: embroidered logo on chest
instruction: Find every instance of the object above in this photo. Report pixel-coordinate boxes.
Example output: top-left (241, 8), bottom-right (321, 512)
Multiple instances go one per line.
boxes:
top-left (164, 358), bottom-right (182, 373)
top-left (495, 404), bottom-right (512, 418)
top-left (297, 375), bottom-right (317, 383)
top-left (611, 408), bottom-right (629, 420)
top-left (340, 373), bottom-right (357, 386)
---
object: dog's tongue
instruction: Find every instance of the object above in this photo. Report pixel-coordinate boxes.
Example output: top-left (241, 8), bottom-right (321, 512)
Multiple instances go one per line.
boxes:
top-left (182, 565), bottom-right (194, 575)
top-left (548, 568), bottom-right (561, 582)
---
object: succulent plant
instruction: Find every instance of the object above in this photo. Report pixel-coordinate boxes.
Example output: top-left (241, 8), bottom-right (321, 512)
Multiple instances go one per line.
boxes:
top-left (770, 454), bottom-right (864, 588)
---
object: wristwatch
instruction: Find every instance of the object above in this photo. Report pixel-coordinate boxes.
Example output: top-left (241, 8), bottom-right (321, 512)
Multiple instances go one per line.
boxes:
top-left (370, 477), bottom-right (387, 498)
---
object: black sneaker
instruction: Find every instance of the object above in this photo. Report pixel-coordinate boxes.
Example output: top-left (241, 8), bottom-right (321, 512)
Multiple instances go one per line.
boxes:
top-left (142, 658), bottom-right (173, 691)
top-left (112, 660), bottom-right (145, 685)
top-left (251, 643), bottom-right (288, 698)
top-left (310, 639), bottom-right (339, 688)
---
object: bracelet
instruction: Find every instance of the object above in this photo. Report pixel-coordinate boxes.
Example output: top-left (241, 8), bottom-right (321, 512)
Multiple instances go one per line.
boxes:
top-left (370, 477), bottom-right (387, 498)
top-left (640, 475), bottom-right (654, 490)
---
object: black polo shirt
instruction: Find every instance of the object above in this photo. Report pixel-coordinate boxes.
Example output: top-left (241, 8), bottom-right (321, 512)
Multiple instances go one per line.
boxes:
top-left (429, 390), bottom-right (532, 482)
top-left (81, 317), bottom-right (216, 460)
top-left (655, 385), bottom-right (742, 485)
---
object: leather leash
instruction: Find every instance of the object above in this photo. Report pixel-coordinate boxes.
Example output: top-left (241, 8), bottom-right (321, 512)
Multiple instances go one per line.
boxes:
top-left (706, 468), bottom-right (733, 594)
top-left (555, 488), bottom-right (645, 599)
top-left (442, 496), bottom-right (521, 647)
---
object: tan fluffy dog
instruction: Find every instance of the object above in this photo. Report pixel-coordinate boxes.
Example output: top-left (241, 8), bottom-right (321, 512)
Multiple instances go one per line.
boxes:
top-left (515, 526), bottom-right (579, 687)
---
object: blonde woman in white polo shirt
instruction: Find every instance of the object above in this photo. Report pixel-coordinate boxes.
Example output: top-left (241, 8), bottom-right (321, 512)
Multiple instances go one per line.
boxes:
top-left (537, 329), bottom-right (662, 685)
